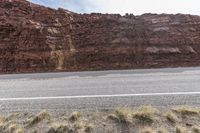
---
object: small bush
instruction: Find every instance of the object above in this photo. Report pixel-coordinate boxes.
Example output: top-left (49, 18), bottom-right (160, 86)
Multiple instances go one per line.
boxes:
top-left (175, 126), bottom-right (186, 133)
top-left (140, 127), bottom-right (154, 133)
top-left (69, 112), bottom-right (82, 122)
top-left (165, 111), bottom-right (179, 123)
top-left (156, 128), bottom-right (168, 133)
top-left (73, 121), bottom-right (84, 131)
top-left (192, 126), bottom-right (200, 133)
top-left (84, 123), bottom-right (93, 133)
top-left (108, 107), bottom-right (132, 123)
top-left (173, 106), bottom-right (199, 115)
top-left (28, 110), bottom-right (51, 126)
top-left (47, 124), bottom-right (68, 133)
top-left (0, 122), bottom-right (24, 133)
top-left (133, 106), bottom-right (158, 123)
top-left (15, 128), bottom-right (25, 133)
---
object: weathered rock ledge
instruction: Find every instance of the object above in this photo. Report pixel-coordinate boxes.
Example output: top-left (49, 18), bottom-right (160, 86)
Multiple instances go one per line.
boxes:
top-left (1, 0), bottom-right (200, 73)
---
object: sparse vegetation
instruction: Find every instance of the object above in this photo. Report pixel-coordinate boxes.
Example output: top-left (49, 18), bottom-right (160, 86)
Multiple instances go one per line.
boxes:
top-left (0, 106), bottom-right (199, 132)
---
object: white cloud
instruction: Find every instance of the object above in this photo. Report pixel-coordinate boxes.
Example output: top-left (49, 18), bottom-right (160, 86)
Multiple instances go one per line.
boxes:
top-left (31, 0), bottom-right (200, 15)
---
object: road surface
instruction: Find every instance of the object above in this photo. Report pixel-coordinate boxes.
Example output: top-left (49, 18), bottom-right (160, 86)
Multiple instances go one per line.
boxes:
top-left (0, 67), bottom-right (200, 113)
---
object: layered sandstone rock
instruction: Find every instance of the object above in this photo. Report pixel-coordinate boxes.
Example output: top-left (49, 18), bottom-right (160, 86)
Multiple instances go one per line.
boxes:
top-left (1, 0), bottom-right (200, 73)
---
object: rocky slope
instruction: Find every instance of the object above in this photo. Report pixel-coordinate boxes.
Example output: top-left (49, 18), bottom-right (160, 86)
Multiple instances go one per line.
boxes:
top-left (1, 0), bottom-right (200, 73)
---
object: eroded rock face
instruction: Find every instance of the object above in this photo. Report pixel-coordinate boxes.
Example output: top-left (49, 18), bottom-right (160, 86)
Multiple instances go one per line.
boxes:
top-left (1, 0), bottom-right (200, 73)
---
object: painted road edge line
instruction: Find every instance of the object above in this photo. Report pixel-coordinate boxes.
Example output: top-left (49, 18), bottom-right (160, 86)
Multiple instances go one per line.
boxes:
top-left (0, 91), bottom-right (200, 101)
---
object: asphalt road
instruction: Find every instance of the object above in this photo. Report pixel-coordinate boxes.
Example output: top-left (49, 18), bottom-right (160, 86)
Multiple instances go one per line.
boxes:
top-left (0, 67), bottom-right (200, 113)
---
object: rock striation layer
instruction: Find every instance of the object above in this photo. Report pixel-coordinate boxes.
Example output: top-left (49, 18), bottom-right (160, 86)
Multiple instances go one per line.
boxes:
top-left (1, 0), bottom-right (200, 73)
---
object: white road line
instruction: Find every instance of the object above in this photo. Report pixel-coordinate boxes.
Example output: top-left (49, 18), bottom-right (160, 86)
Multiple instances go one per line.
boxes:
top-left (0, 91), bottom-right (200, 101)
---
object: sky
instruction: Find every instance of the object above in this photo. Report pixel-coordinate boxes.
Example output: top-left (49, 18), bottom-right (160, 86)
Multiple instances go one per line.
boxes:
top-left (30, 0), bottom-right (200, 15)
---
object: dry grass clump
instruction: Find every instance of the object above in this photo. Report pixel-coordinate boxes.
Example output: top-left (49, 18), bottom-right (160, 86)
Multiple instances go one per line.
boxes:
top-left (8, 123), bottom-right (18, 132)
top-left (46, 112), bottom-right (93, 133)
top-left (108, 107), bottom-right (132, 123)
top-left (8, 123), bottom-right (24, 133)
top-left (140, 127), bottom-right (154, 133)
top-left (47, 123), bottom-right (68, 133)
top-left (165, 111), bottom-right (179, 123)
top-left (14, 127), bottom-right (25, 133)
top-left (5, 113), bottom-right (19, 122)
top-left (0, 114), bottom-right (24, 133)
top-left (175, 126), bottom-right (187, 133)
top-left (27, 110), bottom-right (51, 127)
top-left (0, 120), bottom-right (10, 132)
top-left (73, 122), bottom-right (93, 133)
top-left (156, 128), bottom-right (168, 133)
top-left (0, 120), bottom-right (24, 133)
top-left (192, 126), bottom-right (200, 133)
top-left (132, 106), bottom-right (158, 123)
top-left (84, 123), bottom-right (93, 133)
top-left (0, 114), bottom-right (25, 133)
top-left (66, 121), bottom-right (84, 133)
top-left (73, 121), bottom-right (84, 130)
top-left (69, 111), bottom-right (82, 122)
top-left (47, 121), bottom-right (93, 133)
top-left (172, 106), bottom-right (199, 115)
top-left (54, 124), bottom-right (68, 132)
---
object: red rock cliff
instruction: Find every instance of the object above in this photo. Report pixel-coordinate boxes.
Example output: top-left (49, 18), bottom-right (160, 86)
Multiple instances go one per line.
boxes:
top-left (1, 0), bottom-right (200, 73)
